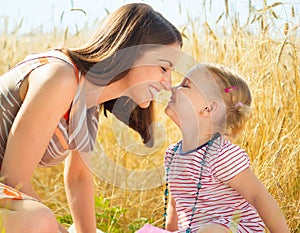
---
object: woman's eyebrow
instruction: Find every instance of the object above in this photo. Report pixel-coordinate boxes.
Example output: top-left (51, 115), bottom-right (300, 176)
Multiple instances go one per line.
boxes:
top-left (158, 59), bottom-right (174, 68)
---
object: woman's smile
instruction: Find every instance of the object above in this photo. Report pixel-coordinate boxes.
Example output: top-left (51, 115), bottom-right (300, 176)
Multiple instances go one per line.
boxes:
top-left (149, 85), bottom-right (160, 99)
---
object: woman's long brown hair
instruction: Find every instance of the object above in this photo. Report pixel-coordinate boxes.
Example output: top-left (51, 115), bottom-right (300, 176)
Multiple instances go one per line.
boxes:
top-left (67, 3), bottom-right (182, 146)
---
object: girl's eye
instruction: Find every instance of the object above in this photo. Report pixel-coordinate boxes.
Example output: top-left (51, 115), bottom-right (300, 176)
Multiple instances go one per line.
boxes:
top-left (181, 79), bottom-right (189, 87)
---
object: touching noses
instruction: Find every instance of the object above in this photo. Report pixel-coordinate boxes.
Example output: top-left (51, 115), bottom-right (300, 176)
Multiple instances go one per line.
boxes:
top-left (170, 85), bottom-right (177, 94)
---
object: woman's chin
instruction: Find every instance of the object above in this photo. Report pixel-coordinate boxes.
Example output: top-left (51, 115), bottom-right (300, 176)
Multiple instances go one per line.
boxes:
top-left (138, 100), bottom-right (151, 108)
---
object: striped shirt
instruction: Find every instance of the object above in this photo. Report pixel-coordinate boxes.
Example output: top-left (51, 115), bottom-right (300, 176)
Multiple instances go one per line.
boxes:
top-left (0, 50), bottom-right (99, 167)
top-left (164, 136), bottom-right (265, 233)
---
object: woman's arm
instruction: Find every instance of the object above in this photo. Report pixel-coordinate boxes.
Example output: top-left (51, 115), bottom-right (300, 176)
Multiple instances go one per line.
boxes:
top-left (64, 151), bottom-right (97, 233)
top-left (0, 62), bottom-right (77, 196)
top-left (228, 168), bottom-right (290, 233)
top-left (165, 194), bottom-right (178, 232)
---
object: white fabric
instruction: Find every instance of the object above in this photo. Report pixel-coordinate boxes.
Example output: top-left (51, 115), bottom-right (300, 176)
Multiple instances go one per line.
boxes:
top-left (67, 223), bottom-right (104, 233)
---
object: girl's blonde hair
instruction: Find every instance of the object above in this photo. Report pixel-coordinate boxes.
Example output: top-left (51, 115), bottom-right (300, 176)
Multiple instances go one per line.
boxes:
top-left (203, 63), bottom-right (252, 139)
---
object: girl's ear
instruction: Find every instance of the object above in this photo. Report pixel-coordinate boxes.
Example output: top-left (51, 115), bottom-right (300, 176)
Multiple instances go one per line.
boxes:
top-left (201, 101), bottom-right (219, 117)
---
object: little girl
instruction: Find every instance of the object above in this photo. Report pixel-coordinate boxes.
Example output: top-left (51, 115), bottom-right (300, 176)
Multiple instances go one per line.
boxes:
top-left (164, 63), bottom-right (289, 233)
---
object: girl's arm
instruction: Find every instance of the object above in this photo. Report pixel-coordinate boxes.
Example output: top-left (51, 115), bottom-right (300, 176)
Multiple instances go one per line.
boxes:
top-left (166, 194), bottom-right (178, 232)
top-left (64, 151), bottom-right (97, 233)
top-left (228, 167), bottom-right (290, 233)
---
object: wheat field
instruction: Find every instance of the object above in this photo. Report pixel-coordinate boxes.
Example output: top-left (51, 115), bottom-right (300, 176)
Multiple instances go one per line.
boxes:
top-left (0, 1), bottom-right (299, 232)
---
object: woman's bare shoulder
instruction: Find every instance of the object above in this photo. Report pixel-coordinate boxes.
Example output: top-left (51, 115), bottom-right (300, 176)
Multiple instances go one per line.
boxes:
top-left (28, 61), bottom-right (78, 95)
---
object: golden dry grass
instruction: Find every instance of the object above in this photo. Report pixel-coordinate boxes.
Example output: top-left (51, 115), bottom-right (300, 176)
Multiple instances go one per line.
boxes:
top-left (0, 2), bottom-right (299, 232)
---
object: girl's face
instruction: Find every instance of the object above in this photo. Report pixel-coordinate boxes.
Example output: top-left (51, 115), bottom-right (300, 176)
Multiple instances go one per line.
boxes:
top-left (165, 67), bottom-right (218, 128)
top-left (165, 78), bottom-right (206, 128)
top-left (124, 43), bottom-right (181, 108)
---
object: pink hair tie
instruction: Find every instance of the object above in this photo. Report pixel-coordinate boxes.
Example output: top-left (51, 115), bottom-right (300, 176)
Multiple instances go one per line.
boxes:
top-left (235, 102), bottom-right (243, 107)
top-left (224, 86), bottom-right (237, 93)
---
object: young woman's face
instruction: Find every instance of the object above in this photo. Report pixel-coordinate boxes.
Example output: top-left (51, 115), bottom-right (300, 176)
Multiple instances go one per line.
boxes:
top-left (124, 43), bottom-right (181, 108)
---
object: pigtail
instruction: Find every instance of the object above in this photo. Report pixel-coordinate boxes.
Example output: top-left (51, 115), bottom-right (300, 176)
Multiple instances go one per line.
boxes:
top-left (203, 63), bottom-right (252, 139)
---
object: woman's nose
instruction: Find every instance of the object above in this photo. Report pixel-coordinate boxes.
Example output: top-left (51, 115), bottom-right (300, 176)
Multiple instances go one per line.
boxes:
top-left (170, 85), bottom-right (177, 93)
top-left (161, 72), bottom-right (172, 90)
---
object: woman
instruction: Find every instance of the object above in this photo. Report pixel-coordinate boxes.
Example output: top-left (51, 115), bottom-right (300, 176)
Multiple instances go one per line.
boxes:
top-left (0, 3), bottom-right (182, 233)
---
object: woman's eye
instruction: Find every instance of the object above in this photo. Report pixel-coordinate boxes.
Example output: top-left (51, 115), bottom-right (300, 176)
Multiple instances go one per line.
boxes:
top-left (161, 66), bottom-right (167, 72)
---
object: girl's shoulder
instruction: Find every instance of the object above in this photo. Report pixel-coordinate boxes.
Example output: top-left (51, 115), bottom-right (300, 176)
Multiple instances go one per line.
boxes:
top-left (215, 136), bottom-right (247, 154)
top-left (207, 136), bottom-right (249, 164)
top-left (210, 137), bottom-right (250, 182)
top-left (164, 141), bottom-right (181, 160)
top-left (165, 141), bottom-right (181, 153)
top-left (210, 136), bottom-right (249, 166)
